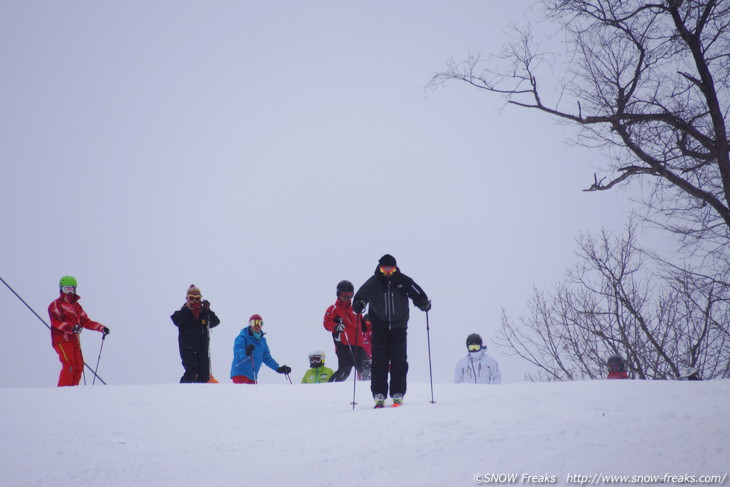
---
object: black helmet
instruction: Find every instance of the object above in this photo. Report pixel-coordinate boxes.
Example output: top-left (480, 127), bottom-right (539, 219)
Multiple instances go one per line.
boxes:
top-left (607, 355), bottom-right (626, 372)
top-left (466, 333), bottom-right (483, 348)
top-left (336, 280), bottom-right (354, 296)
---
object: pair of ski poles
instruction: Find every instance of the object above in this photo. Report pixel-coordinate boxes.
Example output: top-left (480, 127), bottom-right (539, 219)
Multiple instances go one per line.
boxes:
top-left (343, 311), bottom-right (435, 410)
top-left (246, 353), bottom-right (292, 384)
top-left (81, 332), bottom-right (107, 385)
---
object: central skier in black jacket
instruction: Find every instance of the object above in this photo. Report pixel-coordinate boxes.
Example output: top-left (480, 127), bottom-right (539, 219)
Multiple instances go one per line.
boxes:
top-left (171, 284), bottom-right (221, 383)
top-left (352, 254), bottom-right (431, 408)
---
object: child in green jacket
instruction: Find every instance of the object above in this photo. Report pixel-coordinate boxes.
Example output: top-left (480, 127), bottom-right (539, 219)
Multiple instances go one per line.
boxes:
top-left (301, 348), bottom-right (334, 384)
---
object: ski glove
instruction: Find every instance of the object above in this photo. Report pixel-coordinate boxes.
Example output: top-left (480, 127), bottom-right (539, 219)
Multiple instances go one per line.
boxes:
top-left (72, 325), bottom-right (82, 334)
top-left (202, 299), bottom-right (211, 309)
top-left (352, 300), bottom-right (366, 314)
top-left (245, 344), bottom-right (255, 356)
top-left (417, 299), bottom-right (432, 312)
top-left (335, 323), bottom-right (345, 333)
top-left (276, 365), bottom-right (291, 374)
top-left (102, 327), bottom-right (110, 336)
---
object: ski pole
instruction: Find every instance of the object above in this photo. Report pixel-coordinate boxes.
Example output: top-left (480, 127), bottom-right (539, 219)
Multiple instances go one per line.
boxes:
top-left (250, 355), bottom-right (258, 384)
top-left (92, 334), bottom-right (106, 385)
top-left (205, 317), bottom-right (216, 383)
top-left (1, 276), bottom-right (107, 385)
top-left (356, 313), bottom-right (371, 379)
top-left (342, 329), bottom-right (358, 410)
top-left (78, 330), bottom-right (86, 386)
top-left (284, 373), bottom-right (293, 384)
top-left (426, 310), bottom-right (435, 404)
top-left (1, 276), bottom-right (52, 328)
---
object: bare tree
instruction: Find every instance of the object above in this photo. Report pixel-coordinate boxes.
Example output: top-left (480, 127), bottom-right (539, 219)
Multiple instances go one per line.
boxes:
top-left (430, 0), bottom-right (730, 258)
top-left (497, 224), bottom-right (730, 380)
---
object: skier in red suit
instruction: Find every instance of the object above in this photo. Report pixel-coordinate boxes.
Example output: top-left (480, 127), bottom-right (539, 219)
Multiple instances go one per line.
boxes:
top-left (48, 276), bottom-right (109, 387)
top-left (323, 280), bottom-right (371, 382)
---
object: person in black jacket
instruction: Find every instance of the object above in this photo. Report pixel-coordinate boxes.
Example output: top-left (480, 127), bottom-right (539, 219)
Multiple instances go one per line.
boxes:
top-left (352, 254), bottom-right (431, 408)
top-left (171, 284), bottom-right (220, 383)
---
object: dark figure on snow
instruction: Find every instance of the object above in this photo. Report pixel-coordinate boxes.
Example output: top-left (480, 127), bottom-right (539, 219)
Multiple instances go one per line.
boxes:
top-left (171, 284), bottom-right (220, 383)
top-left (353, 254), bottom-right (431, 408)
top-left (606, 355), bottom-right (629, 380)
top-left (679, 367), bottom-right (702, 381)
top-left (48, 275), bottom-right (110, 387)
top-left (323, 280), bottom-right (371, 382)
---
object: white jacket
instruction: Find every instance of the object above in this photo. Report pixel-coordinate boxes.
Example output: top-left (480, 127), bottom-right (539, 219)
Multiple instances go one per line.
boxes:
top-left (454, 348), bottom-right (501, 384)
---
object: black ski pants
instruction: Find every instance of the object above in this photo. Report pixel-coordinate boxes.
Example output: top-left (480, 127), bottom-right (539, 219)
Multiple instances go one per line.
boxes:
top-left (179, 334), bottom-right (210, 383)
top-left (329, 345), bottom-right (371, 382)
top-left (370, 324), bottom-right (408, 398)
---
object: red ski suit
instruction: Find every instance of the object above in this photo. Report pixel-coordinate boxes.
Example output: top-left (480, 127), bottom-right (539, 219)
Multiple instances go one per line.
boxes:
top-left (48, 294), bottom-right (105, 387)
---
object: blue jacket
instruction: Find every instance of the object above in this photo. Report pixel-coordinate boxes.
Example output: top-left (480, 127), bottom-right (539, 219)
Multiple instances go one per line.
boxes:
top-left (230, 327), bottom-right (280, 381)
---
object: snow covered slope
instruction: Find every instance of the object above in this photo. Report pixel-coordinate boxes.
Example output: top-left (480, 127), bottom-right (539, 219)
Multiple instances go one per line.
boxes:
top-left (1, 380), bottom-right (727, 487)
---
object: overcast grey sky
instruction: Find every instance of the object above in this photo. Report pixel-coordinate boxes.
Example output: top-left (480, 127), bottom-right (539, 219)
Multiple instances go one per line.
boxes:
top-left (1, 1), bottom-right (632, 387)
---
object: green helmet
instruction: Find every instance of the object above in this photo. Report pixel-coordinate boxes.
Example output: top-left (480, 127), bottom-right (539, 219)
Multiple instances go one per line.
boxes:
top-left (59, 275), bottom-right (78, 288)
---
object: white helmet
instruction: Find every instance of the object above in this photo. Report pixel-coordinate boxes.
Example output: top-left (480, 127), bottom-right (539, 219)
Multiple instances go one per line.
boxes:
top-left (308, 348), bottom-right (325, 359)
top-left (308, 348), bottom-right (325, 367)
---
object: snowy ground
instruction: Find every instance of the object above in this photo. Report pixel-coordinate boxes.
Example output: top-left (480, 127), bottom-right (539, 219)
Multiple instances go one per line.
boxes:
top-left (1, 379), bottom-right (728, 487)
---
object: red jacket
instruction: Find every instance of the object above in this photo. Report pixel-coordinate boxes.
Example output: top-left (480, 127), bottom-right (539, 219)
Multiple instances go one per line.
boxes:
top-left (48, 294), bottom-right (104, 346)
top-left (607, 371), bottom-right (629, 379)
top-left (323, 299), bottom-right (366, 347)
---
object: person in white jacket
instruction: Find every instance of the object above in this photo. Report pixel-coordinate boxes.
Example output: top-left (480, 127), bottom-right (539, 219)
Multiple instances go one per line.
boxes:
top-left (454, 333), bottom-right (501, 384)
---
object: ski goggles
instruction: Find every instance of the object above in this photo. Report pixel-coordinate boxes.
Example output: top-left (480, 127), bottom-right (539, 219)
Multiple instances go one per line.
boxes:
top-left (61, 285), bottom-right (76, 294)
top-left (468, 344), bottom-right (482, 352)
top-left (249, 318), bottom-right (264, 327)
top-left (379, 265), bottom-right (397, 276)
top-left (187, 295), bottom-right (202, 302)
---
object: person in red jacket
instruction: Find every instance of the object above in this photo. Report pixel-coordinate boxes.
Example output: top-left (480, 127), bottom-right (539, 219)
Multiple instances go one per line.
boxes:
top-left (48, 276), bottom-right (109, 387)
top-left (607, 355), bottom-right (629, 379)
top-left (323, 280), bottom-right (371, 382)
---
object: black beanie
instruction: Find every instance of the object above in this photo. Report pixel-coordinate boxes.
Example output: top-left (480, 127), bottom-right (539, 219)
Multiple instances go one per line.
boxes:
top-left (466, 333), bottom-right (483, 347)
top-left (378, 254), bottom-right (397, 266)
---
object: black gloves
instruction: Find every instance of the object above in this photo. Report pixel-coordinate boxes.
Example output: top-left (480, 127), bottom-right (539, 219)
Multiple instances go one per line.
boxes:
top-left (202, 299), bottom-right (211, 309)
top-left (276, 365), bottom-right (291, 374)
top-left (352, 300), bottom-right (366, 314)
top-left (102, 327), bottom-right (110, 337)
top-left (417, 299), bottom-right (432, 312)
top-left (333, 317), bottom-right (345, 333)
top-left (72, 325), bottom-right (82, 334)
top-left (245, 344), bottom-right (255, 356)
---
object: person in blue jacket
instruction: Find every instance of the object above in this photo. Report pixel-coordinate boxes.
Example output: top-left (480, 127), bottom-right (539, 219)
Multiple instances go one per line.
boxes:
top-left (230, 314), bottom-right (291, 384)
